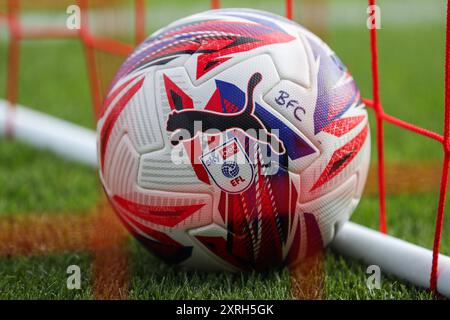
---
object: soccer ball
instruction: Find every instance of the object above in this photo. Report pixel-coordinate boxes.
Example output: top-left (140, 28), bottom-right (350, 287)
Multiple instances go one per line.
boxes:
top-left (97, 9), bottom-right (370, 271)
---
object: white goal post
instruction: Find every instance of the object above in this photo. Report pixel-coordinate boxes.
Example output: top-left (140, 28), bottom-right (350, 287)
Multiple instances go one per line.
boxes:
top-left (1, 99), bottom-right (449, 298)
top-left (332, 222), bottom-right (450, 297)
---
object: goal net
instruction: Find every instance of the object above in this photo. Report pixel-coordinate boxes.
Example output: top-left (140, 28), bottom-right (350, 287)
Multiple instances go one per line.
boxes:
top-left (0, 0), bottom-right (449, 298)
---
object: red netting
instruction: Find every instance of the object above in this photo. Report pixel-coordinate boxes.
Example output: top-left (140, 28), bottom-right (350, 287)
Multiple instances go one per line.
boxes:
top-left (1, 0), bottom-right (448, 295)
top-left (285, 0), bottom-right (449, 294)
top-left (1, 0), bottom-right (145, 123)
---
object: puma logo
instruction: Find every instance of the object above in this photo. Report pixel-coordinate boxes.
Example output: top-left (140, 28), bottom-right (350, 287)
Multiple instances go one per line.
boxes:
top-left (165, 72), bottom-right (285, 154)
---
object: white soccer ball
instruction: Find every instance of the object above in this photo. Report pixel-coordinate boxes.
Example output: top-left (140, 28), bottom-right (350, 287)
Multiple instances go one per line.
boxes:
top-left (97, 9), bottom-right (370, 271)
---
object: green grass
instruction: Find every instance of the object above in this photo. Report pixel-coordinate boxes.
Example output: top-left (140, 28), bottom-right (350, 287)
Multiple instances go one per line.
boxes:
top-left (128, 241), bottom-right (293, 299)
top-left (0, 140), bottom-right (99, 214)
top-left (0, 1), bottom-right (448, 300)
top-left (330, 23), bottom-right (445, 161)
top-left (0, 253), bottom-right (92, 299)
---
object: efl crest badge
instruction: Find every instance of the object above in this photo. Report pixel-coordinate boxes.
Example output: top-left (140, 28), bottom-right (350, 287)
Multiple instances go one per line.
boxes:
top-left (201, 138), bottom-right (255, 193)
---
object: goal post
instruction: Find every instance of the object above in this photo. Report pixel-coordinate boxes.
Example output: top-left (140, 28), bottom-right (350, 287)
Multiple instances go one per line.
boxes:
top-left (0, 0), bottom-right (449, 298)
top-left (2, 97), bottom-right (449, 296)
top-left (332, 222), bottom-right (450, 297)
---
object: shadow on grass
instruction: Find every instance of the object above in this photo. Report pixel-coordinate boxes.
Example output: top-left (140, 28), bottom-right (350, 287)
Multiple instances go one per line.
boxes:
top-left (128, 240), bottom-right (293, 300)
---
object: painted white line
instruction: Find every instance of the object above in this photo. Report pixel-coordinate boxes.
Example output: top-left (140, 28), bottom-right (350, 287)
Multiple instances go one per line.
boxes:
top-left (0, 0), bottom-right (444, 40)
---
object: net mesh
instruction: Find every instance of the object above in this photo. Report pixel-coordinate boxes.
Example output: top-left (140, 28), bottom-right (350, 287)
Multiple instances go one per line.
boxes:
top-left (1, 0), bottom-right (448, 295)
top-left (0, 0), bottom-right (144, 121)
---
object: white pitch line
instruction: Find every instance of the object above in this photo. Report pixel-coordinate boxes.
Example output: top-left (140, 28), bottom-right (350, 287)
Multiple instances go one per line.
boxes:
top-left (0, 0), bottom-right (444, 42)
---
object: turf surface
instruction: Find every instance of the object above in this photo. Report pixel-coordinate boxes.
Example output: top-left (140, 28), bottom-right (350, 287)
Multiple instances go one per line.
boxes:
top-left (0, 0), bottom-right (448, 299)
